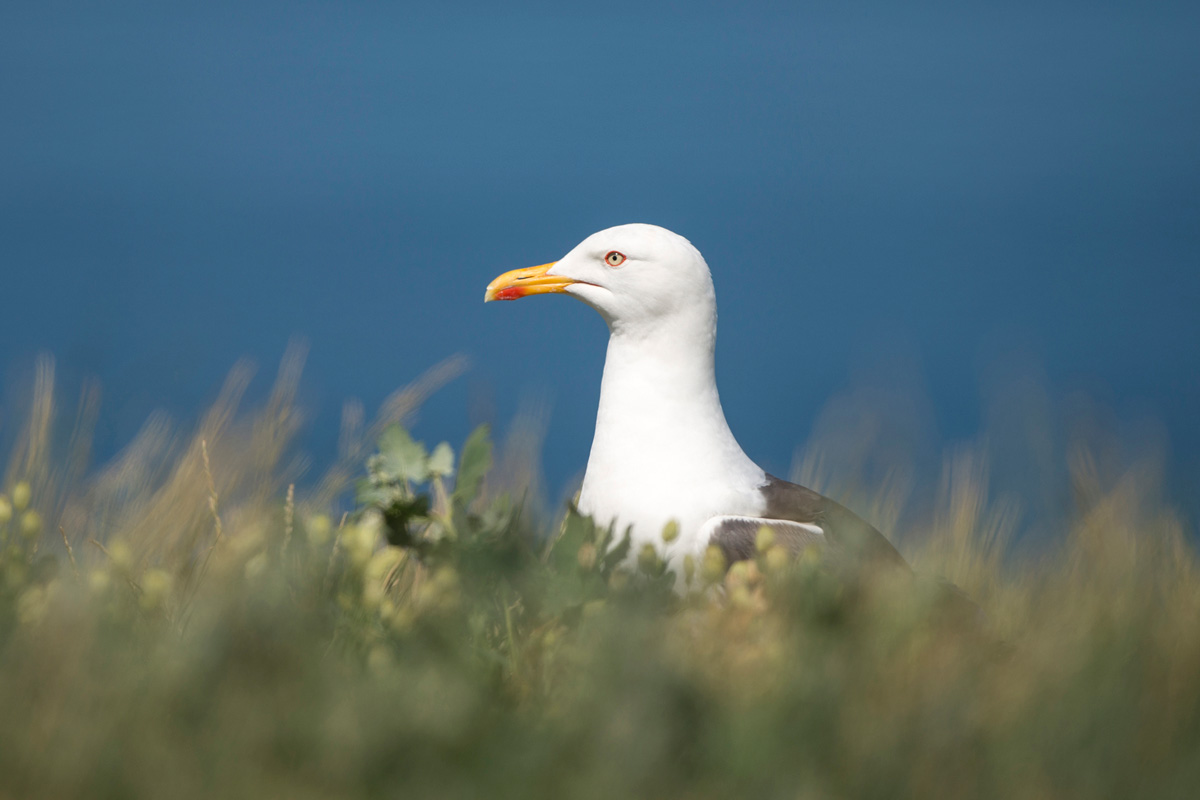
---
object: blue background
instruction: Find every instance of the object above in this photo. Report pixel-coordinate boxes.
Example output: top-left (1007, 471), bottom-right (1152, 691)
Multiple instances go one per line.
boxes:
top-left (2, 2), bottom-right (1198, 518)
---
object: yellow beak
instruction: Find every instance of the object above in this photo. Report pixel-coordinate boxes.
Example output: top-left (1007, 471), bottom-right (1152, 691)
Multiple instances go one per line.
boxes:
top-left (484, 262), bottom-right (575, 302)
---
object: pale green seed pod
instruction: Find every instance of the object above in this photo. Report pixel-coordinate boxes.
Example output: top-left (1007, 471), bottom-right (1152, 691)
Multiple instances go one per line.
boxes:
top-left (19, 510), bottom-right (43, 540)
top-left (139, 569), bottom-right (172, 611)
top-left (0, 496), bottom-right (12, 526)
top-left (343, 524), bottom-right (375, 570)
top-left (660, 519), bottom-right (680, 543)
top-left (11, 481), bottom-right (31, 513)
top-left (701, 545), bottom-right (727, 584)
top-left (755, 525), bottom-right (775, 553)
top-left (88, 569), bottom-right (112, 596)
top-left (360, 582), bottom-right (384, 614)
top-left (637, 543), bottom-right (660, 573)
top-left (108, 540), bottom-right (134, 572)
top-left (765, 545), bottom-right (790, 574)
top-left (729, 585), bottom-right (754, 610)
top-left (365, 546), bottom-right (406, 583)
top-left (727, 560), bottom-right (752, 587)
top-left (363, 547), bottom-right (406, 609)
top-left (307, 514), bottom-right (333, 546)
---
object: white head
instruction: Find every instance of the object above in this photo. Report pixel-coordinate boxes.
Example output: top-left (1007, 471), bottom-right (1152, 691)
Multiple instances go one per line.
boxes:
top-left (485, 224), bottom-right (716, 335)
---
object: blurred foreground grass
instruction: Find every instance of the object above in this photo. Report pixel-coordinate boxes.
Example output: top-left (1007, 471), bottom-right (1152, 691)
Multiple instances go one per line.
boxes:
top-left (1, 353), bottom-right (1198, 799)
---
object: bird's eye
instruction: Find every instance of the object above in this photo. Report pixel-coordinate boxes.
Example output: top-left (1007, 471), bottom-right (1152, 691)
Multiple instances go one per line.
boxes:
top-left (605, 251), bottom-right (626, 267)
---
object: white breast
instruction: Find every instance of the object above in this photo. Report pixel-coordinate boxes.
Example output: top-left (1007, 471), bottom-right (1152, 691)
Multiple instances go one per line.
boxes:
top-left (576, 320), bottom-right (767, 570)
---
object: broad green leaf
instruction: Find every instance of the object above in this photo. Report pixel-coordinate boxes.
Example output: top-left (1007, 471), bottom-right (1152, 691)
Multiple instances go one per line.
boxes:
top-left (600, 526), bottom-right (633, 575)
top-left (549, 508), bottom-right (593, 573)
top-left (427, 442), bottom-right (455, 477)
top-left (377, 425), bottom-right (429, 482)
top-left (355, 478), bottom-right (396, 509)
top-left (453, 424), bottom-right (492, 507)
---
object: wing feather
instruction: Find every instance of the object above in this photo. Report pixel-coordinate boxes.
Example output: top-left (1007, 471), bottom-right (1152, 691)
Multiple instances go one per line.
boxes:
top-left (699, 475), bottom-right (909, 571)
top-left (701, 515), bottom-right (826, 564)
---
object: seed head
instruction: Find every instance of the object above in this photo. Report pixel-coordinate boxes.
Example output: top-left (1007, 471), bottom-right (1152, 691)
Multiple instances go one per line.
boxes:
top-left (755, 525), bottom-right (775, 553)
top-left (88, 569), bottom-right (112, 596)
top-left (682, 554), bottom-right (696, 585)
top-left (108, 539), bottom-right (134, 572)
top-left (139, 569), bottom-right (172, 611)
top-left (701, 545), bottom-right (727, 584)
top-left (765, 545), bottom-right (791, 574)
top-left (19, 510), bottom-right (43, 540)
top-left (11, 481), bottom-right (31, 512)
top-left (637, 543), bottom-right (660, 573)
top-left (307, 514), bottom-right (333, 546)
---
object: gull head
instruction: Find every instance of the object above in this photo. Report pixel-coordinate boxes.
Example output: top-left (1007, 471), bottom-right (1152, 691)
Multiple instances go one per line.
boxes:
top-left (485, 224), bottom-right (716, 332)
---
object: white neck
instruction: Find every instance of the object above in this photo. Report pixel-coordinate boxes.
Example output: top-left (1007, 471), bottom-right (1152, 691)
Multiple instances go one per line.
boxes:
top-left (577, 305), bottom-right (764, 538)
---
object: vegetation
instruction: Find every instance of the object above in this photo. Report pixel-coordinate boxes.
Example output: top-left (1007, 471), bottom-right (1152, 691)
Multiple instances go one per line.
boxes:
top-left (1, 352), bottom-right (1197, 799)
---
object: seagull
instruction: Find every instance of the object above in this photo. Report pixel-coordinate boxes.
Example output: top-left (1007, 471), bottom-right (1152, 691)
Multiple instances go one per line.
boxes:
top-left (485, 224), bottom-right (908, 577)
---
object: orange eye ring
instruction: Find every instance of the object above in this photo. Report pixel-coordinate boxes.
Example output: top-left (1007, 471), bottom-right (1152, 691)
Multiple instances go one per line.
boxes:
top-left (605, 251), bottom-right (627, 267)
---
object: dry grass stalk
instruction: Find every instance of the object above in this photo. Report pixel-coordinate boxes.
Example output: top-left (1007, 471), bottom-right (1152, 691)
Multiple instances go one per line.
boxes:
top-left (4, 356), bottom-right (55, 500)
top-left (283, 483), bottom-right (295, 553)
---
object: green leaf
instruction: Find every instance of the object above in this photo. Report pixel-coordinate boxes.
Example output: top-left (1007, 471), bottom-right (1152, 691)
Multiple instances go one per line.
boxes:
top-left (548, 508), bottom-right (593, 573)
top-left (354, 478), bottom-right (396, 509)
top-left (479, 493), bottom-right (513, 529)
top-left (600, 526), bottom-right (633, 575)
top-left (453, 425), bottom-right (492, 507)
top-left (377, 425), bottom-right (429, 482)
top-left (427, 442), bottom-right (455, 477)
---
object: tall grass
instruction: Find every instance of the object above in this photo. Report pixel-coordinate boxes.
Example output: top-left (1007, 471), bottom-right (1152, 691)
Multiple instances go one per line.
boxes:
top-left (0, 352), bottom-right (1196, 799)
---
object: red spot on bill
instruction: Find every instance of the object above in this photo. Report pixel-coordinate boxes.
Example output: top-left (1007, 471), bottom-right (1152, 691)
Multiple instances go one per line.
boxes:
top-left (493, 286), bottom-right (526, 301)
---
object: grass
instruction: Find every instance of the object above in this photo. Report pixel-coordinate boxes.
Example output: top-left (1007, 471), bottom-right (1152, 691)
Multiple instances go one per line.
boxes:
top-left (1, 350), bottom-right (1197, 799)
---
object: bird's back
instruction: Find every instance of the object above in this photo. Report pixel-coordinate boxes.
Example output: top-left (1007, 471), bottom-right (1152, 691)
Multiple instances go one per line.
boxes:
top-left (708, 475), bottom-right (911, 572)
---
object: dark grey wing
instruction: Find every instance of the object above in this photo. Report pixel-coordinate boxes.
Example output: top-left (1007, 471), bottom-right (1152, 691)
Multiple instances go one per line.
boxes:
top-left (758, 474), bottom-right (910, 571)
top-left (701, 516), bottom-right (826, 564)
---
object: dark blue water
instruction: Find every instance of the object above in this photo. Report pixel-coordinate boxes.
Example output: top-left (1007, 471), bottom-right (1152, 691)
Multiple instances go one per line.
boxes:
top-left (3, 2), bottom-right (1198, 518)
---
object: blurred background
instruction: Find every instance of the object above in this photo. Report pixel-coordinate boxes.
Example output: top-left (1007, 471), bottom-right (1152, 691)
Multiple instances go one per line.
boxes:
top-left (2, 1), bottom-right (1197, 524)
